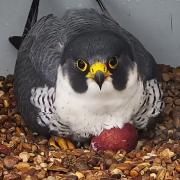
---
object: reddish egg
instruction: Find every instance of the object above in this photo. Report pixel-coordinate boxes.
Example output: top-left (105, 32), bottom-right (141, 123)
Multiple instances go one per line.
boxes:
top-left (91, 123), bottom-right (138, 152)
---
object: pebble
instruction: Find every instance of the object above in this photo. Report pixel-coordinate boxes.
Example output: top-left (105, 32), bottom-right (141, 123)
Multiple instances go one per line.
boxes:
top-left (175, 165), bottom-right (180, 173)
top-left (3, 173), bottom-right (21, 180)
top-left (19, 152), bottom-right (30, 162)
top-left (3, 156), bottom-right (19, 169)
top-left (47, 176), bottom-right (56, 180)
top-left (111, 168), bottom-right (123, 175)
top-left (15, 162), bottom-right (30, 171)
top-left (0, 90), bottom-right (4, 98)
top-left (163, 104), bottom-right (172, 115)
top-left (164, 97), bottom-right (173, 104)
top-left (156, 169), bottom-right (166, 180)
top-left (129, 169), bottom-right (139, 177)
top-left (105, 158), bottom-right (113, 168)
top-left (159, 148), bottom-right (175, 159)
top-left (34, 155), bottom-right (44, 164)
top-left (66, 175), bottom-right (78, 180)
top-left (40, 162), bottom-right (48, 168)
top-left (162, 73), bottom-right (171, 81)
top-left (24, 175), bottom-right (34, 180)
top-left (75, 159), bottom-right (89, 171)
top-left (150, 173), bottom-right (157, 179)
top-left (75, 171), bottom-right (85, 179)
top-left (174, 98), bottom-right (180, 105)
top-left (0, 144), bottom-right (12, 155)
top-left (36, 169), bottom-right (47, 179)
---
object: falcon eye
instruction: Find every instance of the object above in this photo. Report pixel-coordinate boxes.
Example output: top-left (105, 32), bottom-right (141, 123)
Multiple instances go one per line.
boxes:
top-left (108, 56), bottom-right (118, 69)
top-left (76, 59), bottom-right (88, 72)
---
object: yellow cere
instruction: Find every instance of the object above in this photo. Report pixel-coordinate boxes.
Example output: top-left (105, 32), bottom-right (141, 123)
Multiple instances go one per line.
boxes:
top-left (86, 61), bottom-right (112, 79)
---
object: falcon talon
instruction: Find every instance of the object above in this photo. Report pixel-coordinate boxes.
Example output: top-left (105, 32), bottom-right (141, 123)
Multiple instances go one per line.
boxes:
top-left (49, 136), bottom-right (59, 149)
top-left (49, 136), bottom-right (75, 150)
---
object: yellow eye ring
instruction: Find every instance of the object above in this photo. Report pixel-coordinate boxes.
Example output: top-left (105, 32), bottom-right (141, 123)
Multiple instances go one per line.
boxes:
top-left (76, 59), bottom-right (88, 72)
top-left (108, 56), bottom-right (118, 69)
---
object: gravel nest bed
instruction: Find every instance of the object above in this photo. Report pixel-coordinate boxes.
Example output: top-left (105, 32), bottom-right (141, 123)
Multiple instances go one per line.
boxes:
top-left (0, 64), bottom-right (179, 180)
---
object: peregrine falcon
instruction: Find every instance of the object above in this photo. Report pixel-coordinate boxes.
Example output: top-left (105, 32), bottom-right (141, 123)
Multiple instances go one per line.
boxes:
top-left (13, 0), bottom-right (164, 145)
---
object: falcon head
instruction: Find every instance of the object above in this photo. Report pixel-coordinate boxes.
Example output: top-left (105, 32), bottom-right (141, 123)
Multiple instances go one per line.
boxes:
top-left (60, 30), bottom-right (135, 93)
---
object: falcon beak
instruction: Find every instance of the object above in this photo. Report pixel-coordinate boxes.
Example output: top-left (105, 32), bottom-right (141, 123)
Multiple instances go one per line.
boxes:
top-left (86, 61), bottom-right (111, 90)
top-left (94, 71), bottom-right (105, 90)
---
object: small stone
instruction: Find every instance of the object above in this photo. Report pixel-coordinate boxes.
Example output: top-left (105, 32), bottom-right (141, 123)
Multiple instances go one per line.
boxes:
top-left (66, 175), bottom-right (78, 180)
top-left (174, 99), bottom-right (180, 105)
top-left (31, 145), bottom-right (38, 152)
top-left (47, 164), bottom-right (69, 172)
top-left (47, 176), bottom-right (56, 180)
top-left (24, 175), bottom-right (34, 180)
top-left (162, 73), bottom-right (171, 81)
top-left (130, 169), bottom-right (139, 177)
top-left (38, 139), bottom-right (48, 145)
top-left (111, 168), bottom-right (123, 175)
top-left (88, 156), bottom-right (100, 167)
top-left (117, 163), bottom-right (132, 171)
top-left (22, 143), bottom-right (32, 151)
top-left (36, 169), bottom-right (47, 179)
top-left (164, 104), bottom-right (172, 115)
top-left (164, 97), bottom-right (173, 104)
top-left (150, 166), bottom-right (163, 173)
top-left (75, 171), bottom-right (85, 179)
top-left (159, 148), bottom-right (175, 159)
top-left (174, 131), bottom-right (180, 140)
top-left (75, 159), bottom-right (89, 171)
top-left (156, 169), bottom-right (166, 180)
top-left (105, 158), bottom-right (113, 168)
top-left (3, 99), bottom-right (9, 108)
top-left (172, 111), bottom-right (180, 128)
top-left (175, 165), bottom-right (180, 173)
top-left (34, 155), bottom-right (44, 164)
top-left (19, 152), bottom-right (30, 162)
top-left (0, 128), bottom-right (6, 133)
top-left (40, 162), bottom-right (48, 168)
top-left (40, 151), bottom-right (45, 156)
top-left (175, 106), bottom-right (180, 111)
top-left (0, 144), bottom-right (12, 155)
top-left (0, 90), bottom-right (4, 98)
top-left (3, 156), bottom-right (19, 170)
top-left (3, 173), bottom-right (21, 180)
top-left (15, 162), bottom-right (30, 171)
top-left (111, 173), bottom-right (122, 179)
top-left (150, 173), bottom-right (157, 179)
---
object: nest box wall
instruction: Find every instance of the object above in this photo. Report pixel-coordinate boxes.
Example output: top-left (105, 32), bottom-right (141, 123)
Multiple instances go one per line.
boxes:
top-left (0, 0), bottom-right (179, 75)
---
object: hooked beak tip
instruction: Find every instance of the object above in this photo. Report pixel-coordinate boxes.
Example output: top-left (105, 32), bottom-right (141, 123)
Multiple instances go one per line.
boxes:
top-left (94, 71), bottom-right (105, 90)
top-left (99, 85), bottom-right (102, 90)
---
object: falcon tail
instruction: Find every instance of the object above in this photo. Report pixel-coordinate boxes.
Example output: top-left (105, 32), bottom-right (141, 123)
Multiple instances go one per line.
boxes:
top-left (9, 0), bottom-right (40, 49)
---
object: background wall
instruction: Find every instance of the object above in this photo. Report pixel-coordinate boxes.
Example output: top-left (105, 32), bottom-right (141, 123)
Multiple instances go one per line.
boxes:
top-left (0, 0), bottom-right (179, 75)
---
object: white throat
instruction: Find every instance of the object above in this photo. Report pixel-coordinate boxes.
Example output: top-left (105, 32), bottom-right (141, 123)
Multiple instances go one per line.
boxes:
top-left (54, 64), bottom-right (143, 137)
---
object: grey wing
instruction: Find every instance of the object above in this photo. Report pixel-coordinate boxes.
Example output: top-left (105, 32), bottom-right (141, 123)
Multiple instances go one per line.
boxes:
top-left (14, 14), bottom-right (69, 136)
top-left (19, 14), bottom-right (66, 86)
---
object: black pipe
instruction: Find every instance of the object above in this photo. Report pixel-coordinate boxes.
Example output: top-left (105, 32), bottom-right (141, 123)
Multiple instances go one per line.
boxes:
top-left (9, 0), bottom-right (40, 49)
top-left (95, 0), bottom-right (112, 17)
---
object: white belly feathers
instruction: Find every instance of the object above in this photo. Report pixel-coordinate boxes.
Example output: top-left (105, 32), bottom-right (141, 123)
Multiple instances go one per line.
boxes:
top-left (54, 65), bottom-right (144, 137)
